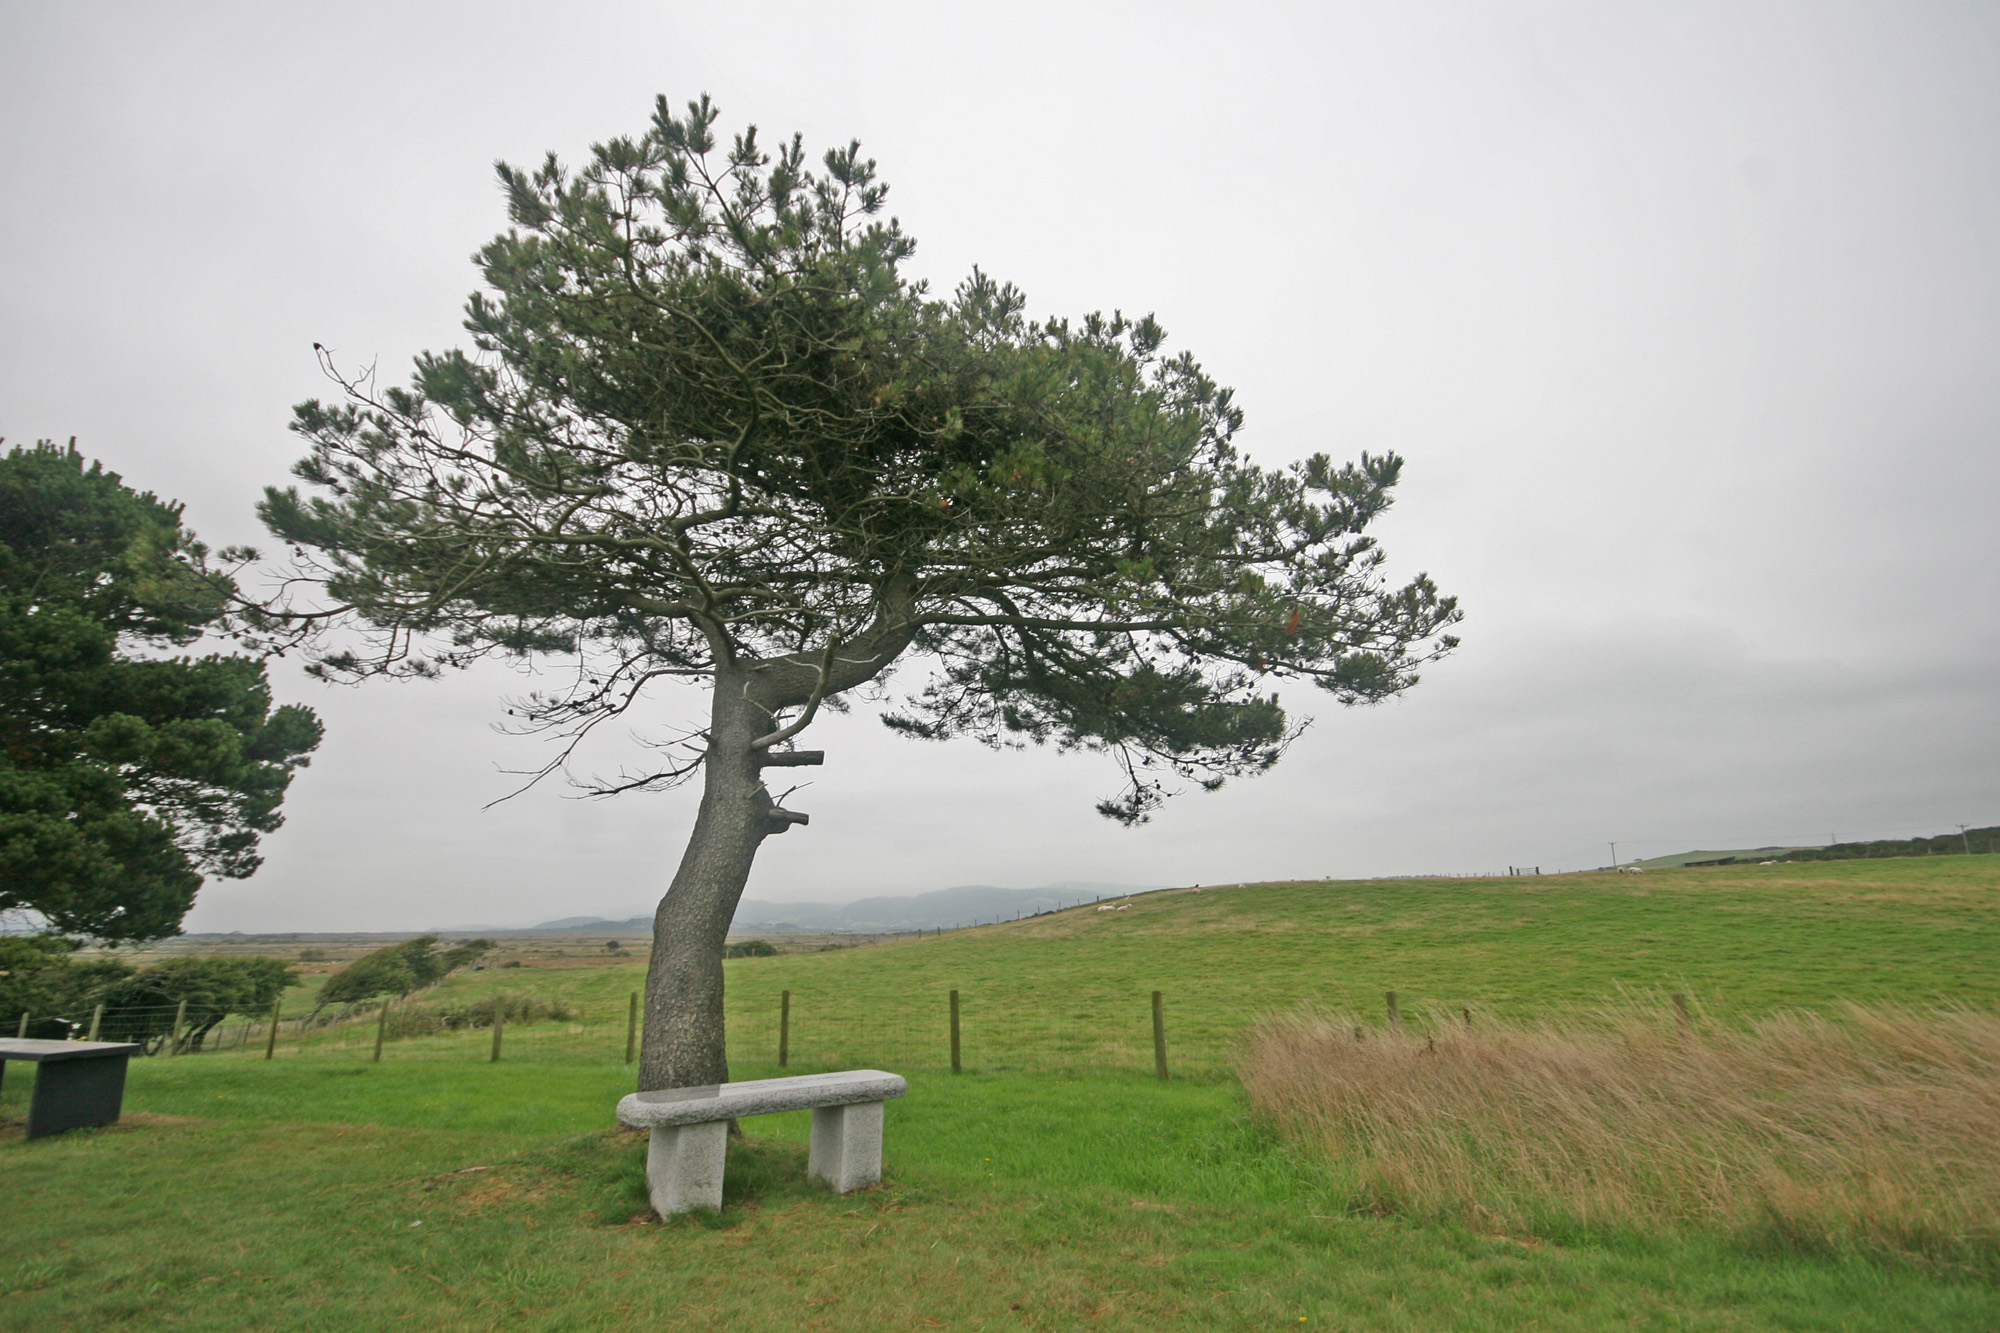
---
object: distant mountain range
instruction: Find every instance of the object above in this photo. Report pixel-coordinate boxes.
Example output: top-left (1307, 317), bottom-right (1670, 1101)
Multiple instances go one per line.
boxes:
top-left (502, 882), bottom-right (1163, 935)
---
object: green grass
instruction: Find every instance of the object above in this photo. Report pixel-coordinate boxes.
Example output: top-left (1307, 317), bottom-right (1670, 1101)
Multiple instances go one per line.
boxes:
top-left (5, 858), bottom-right (1998, 1329)
top-left (716, 857), bottom-right (2000, 1072)
top-left (267, 857), bottom-right (2000, 1078)
top-left (8, 1059), bottom-right (1998, 1330)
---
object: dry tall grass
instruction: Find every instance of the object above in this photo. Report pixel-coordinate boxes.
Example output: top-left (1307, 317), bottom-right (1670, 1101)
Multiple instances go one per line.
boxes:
top-left (1240, 1003), bottom-right (2000, 1271)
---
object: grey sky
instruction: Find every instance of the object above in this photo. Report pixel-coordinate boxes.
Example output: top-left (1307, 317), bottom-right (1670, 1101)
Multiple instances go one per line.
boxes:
top-left (3, 1), bottom-right (1995, 931)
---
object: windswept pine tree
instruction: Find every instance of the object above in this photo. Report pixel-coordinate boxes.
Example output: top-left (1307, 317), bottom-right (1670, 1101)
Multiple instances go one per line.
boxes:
top-left (263, 96), bottom-right (1462, 1089)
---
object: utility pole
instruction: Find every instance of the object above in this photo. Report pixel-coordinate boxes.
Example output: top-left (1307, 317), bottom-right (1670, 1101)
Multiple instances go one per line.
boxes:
top-left (1609, 842), bottom-right (1618, 869)
top-left (1960, 824), bottom-right (1973, 856)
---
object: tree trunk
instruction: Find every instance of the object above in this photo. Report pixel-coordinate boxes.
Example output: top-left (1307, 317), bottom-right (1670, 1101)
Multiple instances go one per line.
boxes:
top-left (637, 666), bottom-right (783, 1091)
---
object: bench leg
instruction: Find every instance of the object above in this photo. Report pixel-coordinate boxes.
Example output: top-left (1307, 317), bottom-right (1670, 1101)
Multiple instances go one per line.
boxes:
top-left (645, 1121), bottom-right (728, 1216)
top-left (26, 1055), bottom-right (130, 1141)
top-left (808, 1101), bottom-right (884, 1194)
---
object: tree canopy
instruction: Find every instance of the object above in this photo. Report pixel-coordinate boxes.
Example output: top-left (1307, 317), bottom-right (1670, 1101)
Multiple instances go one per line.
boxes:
top-left (314, 934), bottom-right (492, 1010)
top-left (0, 939), bottom-right (295, 1053)
top-left (0, 441), bottom-right (323, 941)
top-left (94, 954), bottom-right (297, 1052)
top-left (262, 95), bottom-right (1461, 1088)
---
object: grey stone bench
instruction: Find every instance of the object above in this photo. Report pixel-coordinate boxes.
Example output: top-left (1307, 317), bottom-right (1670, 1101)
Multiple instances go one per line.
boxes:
top-left (0, 1039), bottom-right (141, 1140)
top-left (616, 1069), bottom-right (906, 1215)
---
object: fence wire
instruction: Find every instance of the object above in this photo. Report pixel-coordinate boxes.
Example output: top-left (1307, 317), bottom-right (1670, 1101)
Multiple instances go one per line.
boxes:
top-left (13, 989), bottom-right (1927, 1079)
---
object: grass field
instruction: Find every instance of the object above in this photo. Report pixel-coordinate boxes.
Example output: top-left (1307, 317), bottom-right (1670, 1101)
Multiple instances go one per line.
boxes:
top-left (729, 855), bottom-right (2000, 1075)
top-left (4, 858), bottom-right (1999, 1330)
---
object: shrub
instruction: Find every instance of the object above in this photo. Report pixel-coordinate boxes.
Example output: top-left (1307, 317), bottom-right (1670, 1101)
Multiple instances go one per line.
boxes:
top-left (315, 935), bottom-right (492, 1010)
top-left (381, 993), bottom-right (577, 1037)
top-left (724, 939), bottom-right (778, 958)
top-left (0, 935), bottom-right (131, 1021)
top-left (95, 956), bottom-right (296, 1052)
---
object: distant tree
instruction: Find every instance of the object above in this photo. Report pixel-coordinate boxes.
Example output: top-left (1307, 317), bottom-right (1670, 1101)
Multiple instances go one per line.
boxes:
top-left (262, 96), bottom-right (1462, 1090)
top-left (313, 934), bottom-right (491, 1011)
top-left (0, 441), bottom-right (323, 942)
top-left (95, 955), bottom-right (296, 1053)
top-left (604, 939), bottom-right (623, 952)
top-left (723, 939), bottom-right (778, 958)
top-left (0, 934), bottom-right (132, 1023)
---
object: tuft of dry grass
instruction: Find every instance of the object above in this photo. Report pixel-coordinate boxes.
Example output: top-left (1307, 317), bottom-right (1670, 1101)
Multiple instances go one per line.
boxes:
top-left (1240, 1003), bottom-right (2000, 1271)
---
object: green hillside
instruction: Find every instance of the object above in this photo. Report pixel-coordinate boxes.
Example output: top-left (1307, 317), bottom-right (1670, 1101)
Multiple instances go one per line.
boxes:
top-left (8, 856), bottom-right (2000, 1330)
top-left (273, 855), bottom-right (2000, 1078)
top-left (711, 856), bottom-right (2000, 1074)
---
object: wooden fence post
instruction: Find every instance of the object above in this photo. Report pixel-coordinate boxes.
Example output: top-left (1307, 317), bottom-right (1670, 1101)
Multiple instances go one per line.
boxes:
top-left (1151, 990), bottom-right (1168, 1080)
top-left (949, 989), bottom-right (961, 1074)
top-left (779, 990), bottom-right (791, 1067)
top-left (1386, 991), bottom-right (1400, 1033)
top-left (167, 999), bottom-right (188, 1055)
top-left (1672, 993), bottom-right (1692, 1035)
top-left (89, 1003), bottom-right (104, 1043)
top-left (490, 994), bottom-right (505, 1062)
top-left (626, 992), bottom-right (639, 1065)
top-left (264, 999), bottom-right (280, 1059)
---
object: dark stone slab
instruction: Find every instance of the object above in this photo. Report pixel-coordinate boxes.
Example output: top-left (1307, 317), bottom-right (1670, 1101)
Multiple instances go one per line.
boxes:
top-left (0, 1040), bottom-right (141, 1140)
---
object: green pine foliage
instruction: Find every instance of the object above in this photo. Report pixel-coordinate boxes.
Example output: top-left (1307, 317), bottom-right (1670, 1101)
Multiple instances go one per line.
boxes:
top-left (262, 95), bottom-right (1461, 825)
top-left (0, 441), bottom-right (323, 941)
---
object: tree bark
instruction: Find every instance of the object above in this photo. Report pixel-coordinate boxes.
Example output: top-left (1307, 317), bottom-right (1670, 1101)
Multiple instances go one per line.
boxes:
top-left (636, 606), bottom-right (918, 1092)
top-left (638, 665), bottom-right (781, 1091)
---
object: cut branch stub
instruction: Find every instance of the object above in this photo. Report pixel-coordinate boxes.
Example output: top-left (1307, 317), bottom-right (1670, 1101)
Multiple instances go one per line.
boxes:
top-left (752, 782), bottom-right (812, 835)
top-left (758, 750), bottom-right (825, 768)
top-left (761, 808), bottom-right (810, 833)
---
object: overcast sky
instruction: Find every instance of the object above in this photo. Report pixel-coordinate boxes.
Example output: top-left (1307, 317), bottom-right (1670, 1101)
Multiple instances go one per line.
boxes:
top-left (3, 1), bottom-right (1995, 931)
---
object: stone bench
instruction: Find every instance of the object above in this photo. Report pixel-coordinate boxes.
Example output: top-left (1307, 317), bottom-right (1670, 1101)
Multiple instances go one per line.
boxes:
top-left (616, 1069), bottom-right (906, 1216)
top-left (0, 1039), bottom-right (141, 1140)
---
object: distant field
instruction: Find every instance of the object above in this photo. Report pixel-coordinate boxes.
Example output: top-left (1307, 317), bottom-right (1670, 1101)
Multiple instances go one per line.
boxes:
top-left (712, 856), bottom-right (2000, 1074)
top-left (212, 855), bottom-right (2000, 1076)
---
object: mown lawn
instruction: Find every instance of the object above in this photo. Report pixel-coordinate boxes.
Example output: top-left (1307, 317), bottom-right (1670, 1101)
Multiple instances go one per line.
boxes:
top-left (4, 857), bottom-right (1997, 1329)
top-left (7, 1058), bottom-right (1999, 1331)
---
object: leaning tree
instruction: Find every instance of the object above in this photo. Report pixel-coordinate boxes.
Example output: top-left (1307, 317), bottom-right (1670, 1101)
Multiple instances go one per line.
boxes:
top-left (262, 96), bottom-right (1461, 1090)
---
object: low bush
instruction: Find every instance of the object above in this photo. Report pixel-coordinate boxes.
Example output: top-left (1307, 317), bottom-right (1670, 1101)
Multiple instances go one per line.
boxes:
top-left (315, 935), bottom-right (492, 1010)
top-left (1240, 1003), bottom-right (2000, 1273)
top-left (381, 993), bottom-right (577, 1037)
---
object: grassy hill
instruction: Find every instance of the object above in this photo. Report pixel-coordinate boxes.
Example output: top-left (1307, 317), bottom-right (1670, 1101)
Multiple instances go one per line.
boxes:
top-left (297, 856), bottom-right (1998, 1079)
top-left (714, 856), bottom-right (2000, 1076)
top-left (5, 857), bottom-right (1999, 1330)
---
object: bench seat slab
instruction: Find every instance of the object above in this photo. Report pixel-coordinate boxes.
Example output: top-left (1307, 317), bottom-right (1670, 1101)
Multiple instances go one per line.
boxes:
top-left (621, 1069), bottom-right (906, 1216)
top-left (617, 1069), bottom-right (905, 1129)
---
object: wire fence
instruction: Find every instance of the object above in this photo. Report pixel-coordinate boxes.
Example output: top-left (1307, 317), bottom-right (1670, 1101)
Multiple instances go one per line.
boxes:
top-left (13, 986), bottom-right (1921, 1081)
